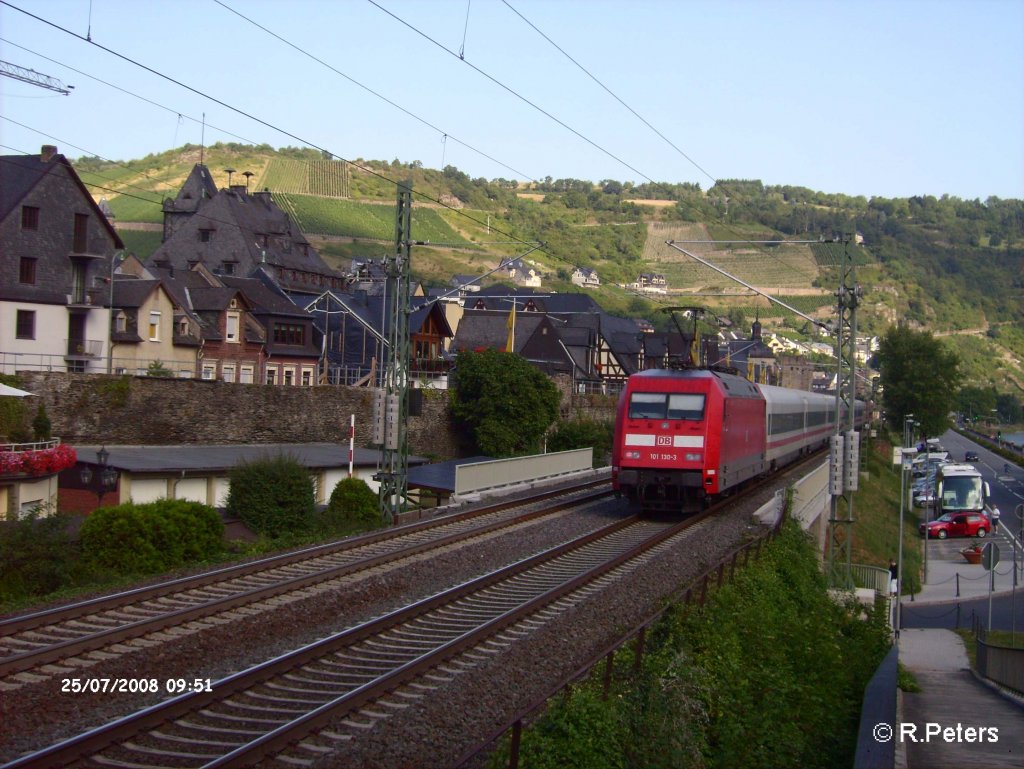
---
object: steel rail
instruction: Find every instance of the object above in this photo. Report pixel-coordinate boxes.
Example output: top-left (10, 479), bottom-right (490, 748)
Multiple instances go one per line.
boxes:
top-left (1, 512), bottom-right (696, 769)
top-left (0, 480), bottom-right (610, 678)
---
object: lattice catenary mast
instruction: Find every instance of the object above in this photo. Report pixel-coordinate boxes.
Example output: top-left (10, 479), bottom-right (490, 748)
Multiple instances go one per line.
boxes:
top-left (372, 182), bottom-right (414, 523)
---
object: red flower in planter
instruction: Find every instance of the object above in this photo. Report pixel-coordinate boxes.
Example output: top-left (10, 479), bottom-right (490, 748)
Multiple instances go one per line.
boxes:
top-left (0, 443), bottom-right (78, 476)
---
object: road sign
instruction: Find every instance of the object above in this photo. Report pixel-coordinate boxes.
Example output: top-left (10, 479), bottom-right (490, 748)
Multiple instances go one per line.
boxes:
top-left (982, 542), bottom-right (1000, 571)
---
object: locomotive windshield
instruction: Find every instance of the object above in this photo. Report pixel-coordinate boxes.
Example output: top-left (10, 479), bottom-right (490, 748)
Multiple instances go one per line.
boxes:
top-left (628, 393), bottom-right (705, 420)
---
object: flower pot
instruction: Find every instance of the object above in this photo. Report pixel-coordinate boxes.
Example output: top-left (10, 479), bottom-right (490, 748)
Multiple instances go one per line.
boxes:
top-left (961, 549), bottom-right (983, 565)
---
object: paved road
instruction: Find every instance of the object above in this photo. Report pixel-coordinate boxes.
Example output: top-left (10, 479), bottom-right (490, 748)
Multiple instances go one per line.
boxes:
top-left (899, 629), bottom-right (1024, 768)
top-left (888, 432), bottom-right (1024, 768)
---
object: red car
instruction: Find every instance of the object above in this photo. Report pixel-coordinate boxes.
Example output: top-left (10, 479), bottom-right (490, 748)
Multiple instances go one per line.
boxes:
top-left (919, 513), bottom-right (990, 539)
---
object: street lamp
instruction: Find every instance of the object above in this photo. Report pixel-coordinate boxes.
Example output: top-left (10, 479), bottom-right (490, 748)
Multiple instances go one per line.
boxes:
top-left (80, 446), bottom-right (118, 507)
top-left (107, 250), bottom-right (126, 375)
top-left (895, 415), bottom-right (915, 637)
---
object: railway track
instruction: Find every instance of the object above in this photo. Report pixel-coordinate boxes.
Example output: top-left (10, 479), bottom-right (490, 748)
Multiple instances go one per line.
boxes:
top-left (0, 479), bottom-right (610, 684)
top-left (2, 510), bottom-right (709, 769)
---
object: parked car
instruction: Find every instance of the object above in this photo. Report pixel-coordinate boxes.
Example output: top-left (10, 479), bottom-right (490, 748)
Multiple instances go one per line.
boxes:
top-left (914, 489), bottom-right (937, 507)
top-left (965, 450), bottom-right (979, 462)
top-left (919, 513), bottom-right (990, 539)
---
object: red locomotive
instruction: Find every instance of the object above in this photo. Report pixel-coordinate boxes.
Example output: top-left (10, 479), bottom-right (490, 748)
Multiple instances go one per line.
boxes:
top-left (612, 368), bottom-right (861, 513)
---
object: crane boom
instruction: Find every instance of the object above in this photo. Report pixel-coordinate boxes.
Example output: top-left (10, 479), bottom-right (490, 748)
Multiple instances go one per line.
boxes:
top-left (0, 60), bottom-right (73, 95)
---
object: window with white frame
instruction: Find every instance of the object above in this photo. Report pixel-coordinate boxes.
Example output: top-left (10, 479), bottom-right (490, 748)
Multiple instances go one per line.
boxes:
top-left (283, 368), bottom-right (295, 386)
top-left (240, 366), bottom-right (254, 384)
top-left (202, 363), bottom-right (216, 380)
top-left (301, 368), bottom-right (313, 386)
top-left (226, 311), bottom-right (240, 343)
top-left (266, 366), bottom-right (277, 385)
top-left (222, 364), bottom-right (236, 383)
top-left (148, 311), bottom-right (161, 341)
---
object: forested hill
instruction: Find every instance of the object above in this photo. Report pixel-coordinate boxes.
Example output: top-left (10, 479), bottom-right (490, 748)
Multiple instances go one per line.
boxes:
top-left (75, 143), bottom-right (1024, 391)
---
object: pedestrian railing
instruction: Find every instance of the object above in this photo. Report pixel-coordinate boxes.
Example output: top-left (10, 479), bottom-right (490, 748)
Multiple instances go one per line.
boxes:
top-left (975, 621), bottom-right (1024, 695)
top-left (850, 564), bottom-right (890, 595)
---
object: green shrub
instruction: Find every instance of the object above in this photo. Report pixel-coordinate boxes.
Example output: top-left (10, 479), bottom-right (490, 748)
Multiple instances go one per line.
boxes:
top-left (225, 455), bottom-right (315, 538)
top-left (546, 417), bottom-right (614, 467)
top-left (80, 499), bottom-right (223, 576)
top-left (321, 477), bottom-right (380, 532)
top-left (0, 509), bottom-right (78, 602)
top-left (0, 374), bottom-right (28, 441)
top-left (32, 404), bottom-right (52, 441)
top-left (501, 522), bottom-right (891, 769)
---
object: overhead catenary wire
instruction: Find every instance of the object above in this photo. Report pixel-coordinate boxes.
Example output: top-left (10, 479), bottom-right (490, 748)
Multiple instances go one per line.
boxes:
top-left (0, 2), bottom-right (712, 313)
top-left (498, 0), bottom-right (824, 282)
top-left (365, 0), bottom-right (659, 187)
top-left (210, 0), bottom-right (536, 184)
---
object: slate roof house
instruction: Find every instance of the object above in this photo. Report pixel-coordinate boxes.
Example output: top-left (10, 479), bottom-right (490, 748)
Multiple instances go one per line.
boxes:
top-left (299, 289), bottom-right (453, 386)
top-left (570, 266), bottom-right (600, 288)
top-left (109, 278), bottom-right (201, 377)
top-left (136, 263), bottom-right (322, 385)
top-left (0, 145), bottom-right (125, 374)
top-left (711, 319), bottom-right (778, 384)
top-left (451, 289), bottom-right (650, 389)
top-left (149, 164), bottom-right (343, 303)
top-left (501, 257), bottom-right (543, 288)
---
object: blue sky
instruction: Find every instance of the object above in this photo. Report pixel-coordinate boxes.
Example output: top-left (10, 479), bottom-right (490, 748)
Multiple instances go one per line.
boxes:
top-left (1, 0), bottom-right (1022, 200)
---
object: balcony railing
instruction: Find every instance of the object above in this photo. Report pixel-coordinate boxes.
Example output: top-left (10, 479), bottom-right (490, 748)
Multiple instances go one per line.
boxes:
top-left (65, 339), bottom-right (104, 357)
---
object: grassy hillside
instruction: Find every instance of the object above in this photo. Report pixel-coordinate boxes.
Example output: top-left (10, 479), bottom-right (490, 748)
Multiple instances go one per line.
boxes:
top-left (72, 142), bottom-right (1024, 393)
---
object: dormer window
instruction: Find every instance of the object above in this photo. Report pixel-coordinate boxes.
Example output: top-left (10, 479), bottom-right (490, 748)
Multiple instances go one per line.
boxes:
top-left (199, 229), bottom-right (213, 243)
top-left (222, 261), bottom-right (236, 275)
top-left (114, 311), bottom-right (127, 333)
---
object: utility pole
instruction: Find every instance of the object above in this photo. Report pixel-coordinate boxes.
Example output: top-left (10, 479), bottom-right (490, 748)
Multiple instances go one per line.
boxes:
top-left (825, 237), bottom-right (863, 589)
top-left (0, 61), bottom-right (73, 94)
top-left (374, 181), bottom-right (413, 523)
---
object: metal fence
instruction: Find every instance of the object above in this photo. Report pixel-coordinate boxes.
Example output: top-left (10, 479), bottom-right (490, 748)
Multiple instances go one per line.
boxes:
top-left (976, 622), bottom-right (1024, 695)
top-left (850, 564), bottom-right (890, 595)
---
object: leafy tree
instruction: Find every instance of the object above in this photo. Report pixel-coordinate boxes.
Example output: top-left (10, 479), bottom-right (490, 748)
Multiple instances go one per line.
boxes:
top-left (226, 455), bottom-right (316, 537)
top-left (876, 325), bottom-right (961, 436)
top-left (958, 385), bottom-right (998, 424)
top-left (450, 349), bottom-right (560, 457)
top-left (995, 392), bottom-right (1023, 425)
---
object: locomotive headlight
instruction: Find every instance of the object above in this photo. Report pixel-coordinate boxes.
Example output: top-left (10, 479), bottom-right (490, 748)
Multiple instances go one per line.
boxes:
top-left (625, 451), bottom-right (641, 459)
top-left (685, 452), bottom-right (703, 462)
